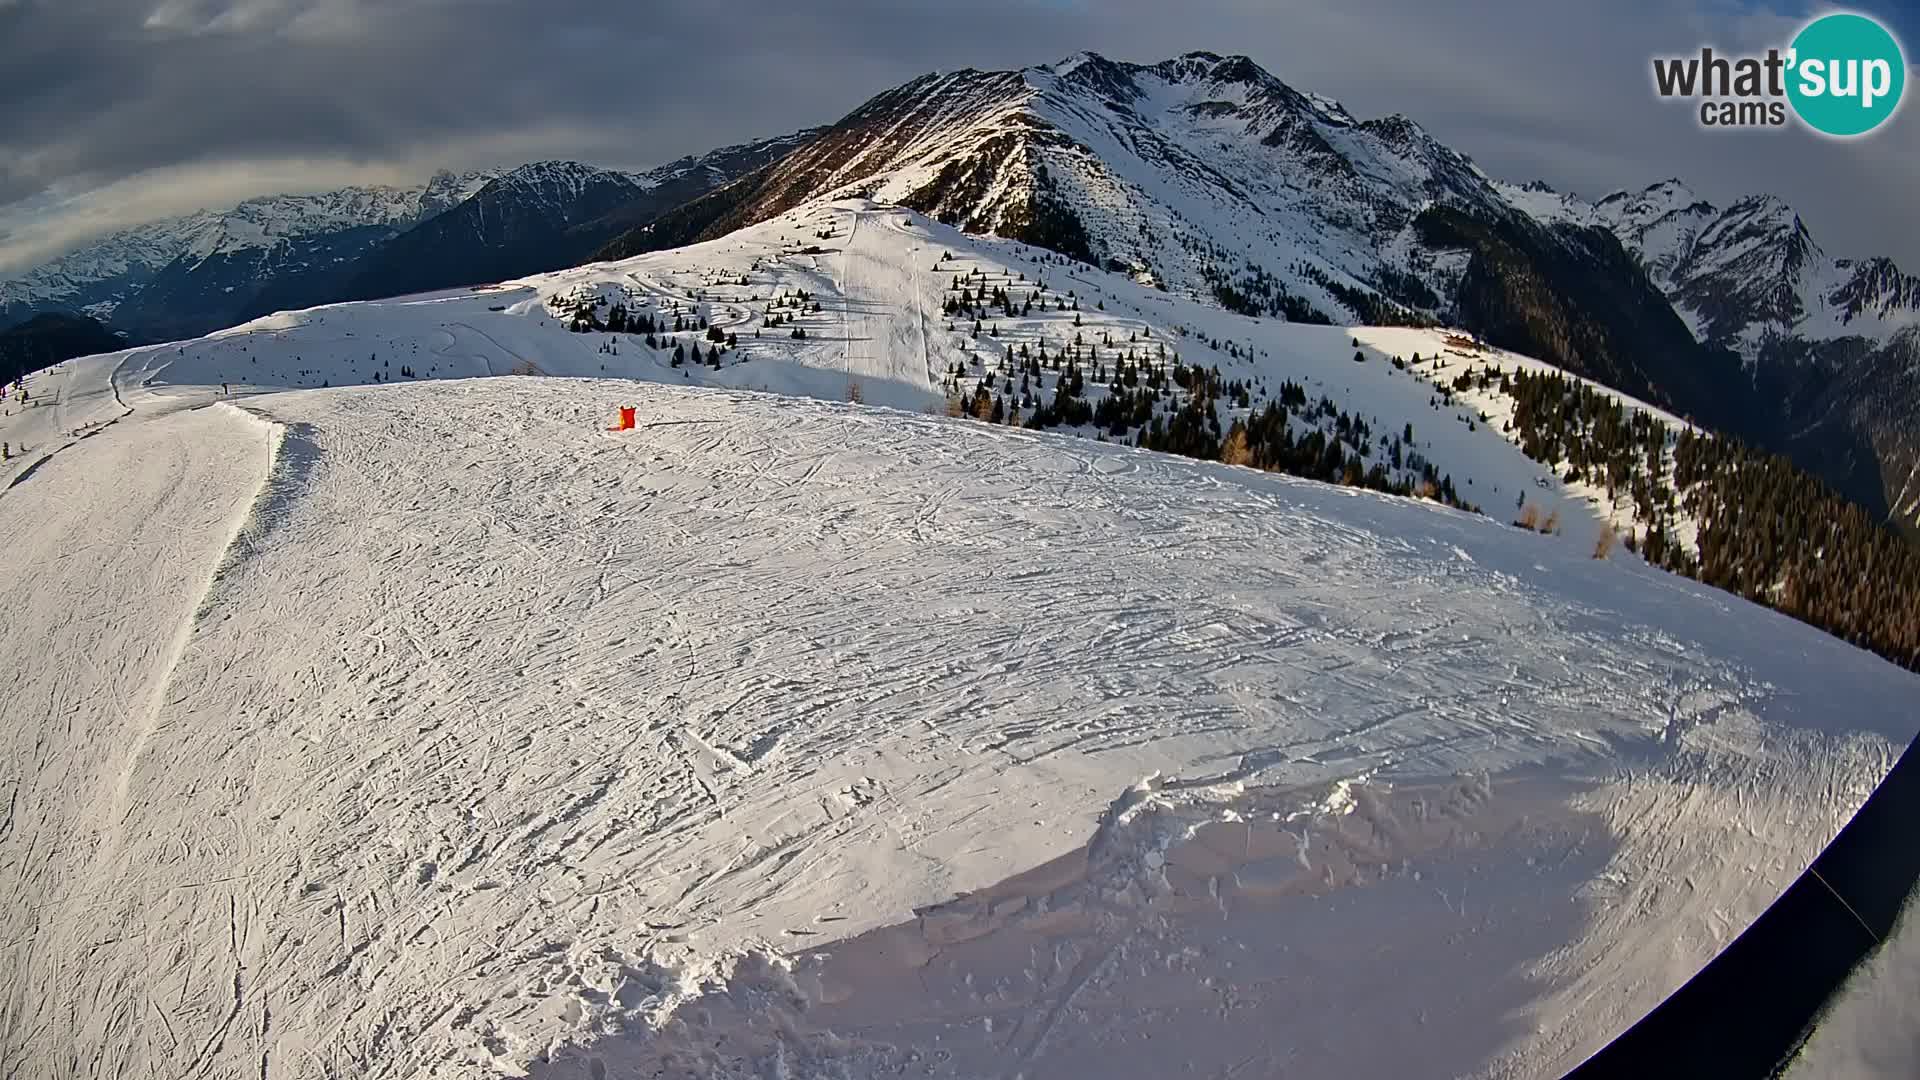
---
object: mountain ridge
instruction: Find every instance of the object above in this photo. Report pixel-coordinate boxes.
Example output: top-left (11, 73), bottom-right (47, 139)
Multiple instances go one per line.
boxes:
top-left (0, 172), bottom-right (499, 338)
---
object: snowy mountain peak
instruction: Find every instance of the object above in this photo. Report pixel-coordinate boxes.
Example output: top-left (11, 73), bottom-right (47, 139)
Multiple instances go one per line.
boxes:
top-left (1046, 50), bottom-right (1113, 75)
top-left (421, 166), bottom-right (501, 215)
top-left (1538, 179), bottom-right (1898, 350)
top-left (1598, 177), bottom-right (1698, 206)
top-left (1040, 50), bottom-right (1359, 130)
top-left (474, 161), bottom-right (646, 210)
top-left (1592, 179), bottom-right (1711, 233)
top-left (495, 159), bottom-right (634, 185)
top-left (600, 48), bottom-right (1523, 318)
top-left (1831, 256), bottom-right (1920, 322)
top-left (1701, 194), bottom-right (1823, 275)
top-left (1508, 175), bottom-right (1920, 527)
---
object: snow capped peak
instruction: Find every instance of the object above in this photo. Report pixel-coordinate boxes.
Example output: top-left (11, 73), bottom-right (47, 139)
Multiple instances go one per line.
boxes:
top-left (1721, 192), bottom-right (1802, 231)
top-left (497, 159), bottom-right (622, 182)
top-left (595, 47), bottom-right (1537, 323)
top-left (1149, 51), bottom-right (1267, 87)
top-left (1040, 50), bottom-right (1147, 103)
top-left (1140, 51), bottom-right (1326, 106)
top-left (1047, 50), bottom-right (1110, 75)
top-left (480, 161), bottom-right (643, 202)
top-left (1355, 112), bottom-right (1432, 144)
top-left (419, 166), bottom-right (499, 218)
top-left (1594, 178), bottom-right (1707, 219)
top-left (1027, 51), bottom-right (1356, 128)
top-left (1494, 179), bottom-right (1598, 227)
top-left (1521, 173), bottom-right (1920, 358)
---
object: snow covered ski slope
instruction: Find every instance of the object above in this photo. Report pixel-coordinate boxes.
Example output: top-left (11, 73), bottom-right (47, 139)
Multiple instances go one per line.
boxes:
top-left (0, 344), bottom-right (1915, 1079)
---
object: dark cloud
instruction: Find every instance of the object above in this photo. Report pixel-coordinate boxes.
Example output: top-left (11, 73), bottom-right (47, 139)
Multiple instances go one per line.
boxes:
top-left (0, 0), bottom-right (1915, 272)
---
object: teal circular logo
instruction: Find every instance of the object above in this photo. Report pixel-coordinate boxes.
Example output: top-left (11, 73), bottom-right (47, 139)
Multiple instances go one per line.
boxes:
top-left (1787, 13), bottom-right (1906, 136)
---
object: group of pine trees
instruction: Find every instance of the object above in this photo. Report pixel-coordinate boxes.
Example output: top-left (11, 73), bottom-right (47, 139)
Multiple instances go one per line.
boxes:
top-left (554, 288), bottom-right (774, 370)
top-left (1499, 366), bottom-right (1920, 672)
top-left (948, 332), bottom-right (1474, 513)
top-left (1204, 259), bottom-right (1329, 324)
top-left (1219, 393), bottom-right (1466, 508)
top-left (1673, 431), bottom-right (1920, 670)
top-left (936, 254), bottom-right (1476, 510)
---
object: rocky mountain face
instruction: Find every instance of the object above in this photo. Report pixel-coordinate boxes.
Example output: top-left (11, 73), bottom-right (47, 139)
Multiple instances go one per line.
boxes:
top-left (600, 51), bottom-right (1909, 532)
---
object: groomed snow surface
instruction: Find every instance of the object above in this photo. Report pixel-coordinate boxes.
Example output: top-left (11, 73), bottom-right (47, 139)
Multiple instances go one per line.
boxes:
top-left (2, 203), bottom-right (1917, 1079)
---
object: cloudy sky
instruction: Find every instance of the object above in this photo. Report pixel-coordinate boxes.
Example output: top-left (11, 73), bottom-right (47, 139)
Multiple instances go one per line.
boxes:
top-left (1, 0), bottom-right (1916, 274)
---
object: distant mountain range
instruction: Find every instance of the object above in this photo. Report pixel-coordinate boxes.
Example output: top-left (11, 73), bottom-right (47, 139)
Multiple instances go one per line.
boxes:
top-left (0, 130), bottom-right (817, 345)
top-left (314, 133), bottom-right (820, 312)
top-left (2, 51), bottom-right (1913, 533)
top-left (0, 171), bottom-right (495, 341)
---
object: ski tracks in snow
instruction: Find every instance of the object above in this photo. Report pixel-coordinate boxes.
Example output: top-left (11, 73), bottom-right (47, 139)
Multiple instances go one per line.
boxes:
top-left (0, 374), bottom-right (1913, 1078)
top-left (0, 392), bottom-right (276, 1080)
